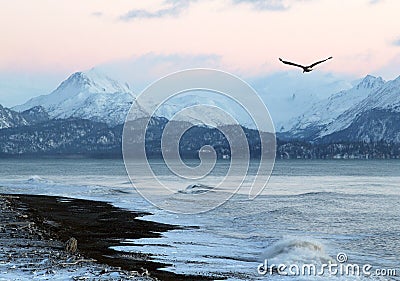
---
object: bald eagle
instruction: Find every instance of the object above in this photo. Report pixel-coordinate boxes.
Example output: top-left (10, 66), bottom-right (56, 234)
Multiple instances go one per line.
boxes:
top-left (279, 56), bottom-right (333, 73)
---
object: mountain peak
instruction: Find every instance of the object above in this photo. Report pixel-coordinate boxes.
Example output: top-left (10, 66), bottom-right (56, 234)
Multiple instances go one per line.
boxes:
top-left (13, 69), bottom-right (144, 126)
top-left (59, 72), bottom-right (89, 89)
top-left (57, 69), bottom-right (132, 95)
top-left (67, 71), bottom-right (87, 81)
top-left (356, 75), bottom-right (384, 90)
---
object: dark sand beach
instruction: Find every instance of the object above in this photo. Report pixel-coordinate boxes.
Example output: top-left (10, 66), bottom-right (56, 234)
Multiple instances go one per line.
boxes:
top-left (0, 194), bottom-right (216, 280)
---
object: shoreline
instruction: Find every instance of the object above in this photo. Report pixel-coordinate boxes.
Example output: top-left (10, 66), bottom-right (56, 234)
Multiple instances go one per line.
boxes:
top-left (0, 194), bottom-right (215, 281)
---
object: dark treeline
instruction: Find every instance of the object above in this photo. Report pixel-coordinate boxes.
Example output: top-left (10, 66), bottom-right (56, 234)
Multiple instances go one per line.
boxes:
top-left (0, 117), bottom-right (399, 159)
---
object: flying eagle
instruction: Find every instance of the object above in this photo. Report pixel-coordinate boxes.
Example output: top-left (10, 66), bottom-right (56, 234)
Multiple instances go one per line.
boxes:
top-left (279, 56), bottom-right (333, 73)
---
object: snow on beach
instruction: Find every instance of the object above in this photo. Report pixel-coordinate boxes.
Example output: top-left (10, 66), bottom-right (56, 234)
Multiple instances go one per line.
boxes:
top-left (0, 195), bottom-right (153, 281)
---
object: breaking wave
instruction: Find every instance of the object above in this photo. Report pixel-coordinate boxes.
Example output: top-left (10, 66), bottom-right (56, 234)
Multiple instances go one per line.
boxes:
top-left (27, 175), bottom-right (54, 184)
top-left (261, 238), bottom-right (333, 264)
top-left (178, 184), bottom-right (214, 194)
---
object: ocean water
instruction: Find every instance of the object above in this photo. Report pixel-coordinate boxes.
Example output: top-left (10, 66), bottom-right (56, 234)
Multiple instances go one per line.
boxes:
top-left (0, 158), bottom-right (399, 280)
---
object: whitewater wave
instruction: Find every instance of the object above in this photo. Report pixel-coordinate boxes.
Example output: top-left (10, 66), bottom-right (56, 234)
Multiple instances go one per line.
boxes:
top-left (26, 175), bottom-right (54, 184)
top-left (293, 191), bottom-right (340, 197)
top-left (0, 176), bottom-right (134, 200)
top-left (261, 238), bottom-right (333, 265)
top-left (178, 184), bottom-right (214, 194)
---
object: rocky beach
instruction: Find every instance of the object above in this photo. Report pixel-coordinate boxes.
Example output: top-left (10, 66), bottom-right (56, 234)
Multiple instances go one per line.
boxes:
top-left (0, 194), bottom-right (213, 281)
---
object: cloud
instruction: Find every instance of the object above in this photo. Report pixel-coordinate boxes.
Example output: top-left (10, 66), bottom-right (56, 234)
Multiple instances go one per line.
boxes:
top-left (369, 0), bottom-right (382, 4)
top-left (373, 54), bottom-right (400, 80)
top-left (120, 0), bottom-right (196, 21)
top-left (231, 0), bottom-right (316, 10)
top-left (119, 0), bottom-right (295, 21)
top-left (393, 37), bottom-right (400, 46)
top-left (91, 11), bottom-right (104, 17)
top-left (94, 53), bottom-right (223, 91)
top-left (231, 0), bottom-right (291, 10)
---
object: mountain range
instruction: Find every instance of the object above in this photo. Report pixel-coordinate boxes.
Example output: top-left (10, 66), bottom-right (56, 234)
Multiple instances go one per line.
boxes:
top-left (12, 70), bottom-right (255, 129)
top-left (285, 75), bottom-right (400, 143)
top-left (1, 69), bottom-right (400, 157)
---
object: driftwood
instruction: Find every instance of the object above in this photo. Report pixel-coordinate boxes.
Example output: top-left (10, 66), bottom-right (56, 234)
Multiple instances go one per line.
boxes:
top-left (4, 221), bottom-right (34, 227)
top-left (0, 195), bottom-right (20, 199)
top-left (97, 267), bottom-right (152, 278)
top-left (59, 258), bottom-right (97, 266)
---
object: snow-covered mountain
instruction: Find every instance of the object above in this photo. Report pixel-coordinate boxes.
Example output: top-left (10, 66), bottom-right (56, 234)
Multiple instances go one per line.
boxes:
top-left (13, 70), bottom-right (148, 126)
top-left (320, 109), bottom-right (400, 143)
top-left (141, 73), bottom-right (354, 132)
top-left (248, 72), bottom-right (355, 132)
top-left (283, 74), bottom-right (400, 142)
top-left (9, 68), bottom-right (400, 143)
top-left (287, 75), bottom-right (385, 139)
top-left (20, 106), bottom-right (50, 124)
top-left (0, 104), bottom-right (29, 129)
top-left (0, 105), bottom-right (50, 129)
top-left (151, 92), bottom-right (258, 129)
top-left (319, 75), bottom-right (400, 138)
top-left (11, 69), bottom-right (357, 132)
top-left (13, 70), bottom-right (256, 129)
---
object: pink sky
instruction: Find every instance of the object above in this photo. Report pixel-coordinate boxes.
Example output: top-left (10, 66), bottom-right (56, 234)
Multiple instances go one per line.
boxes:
top-left (0, 0), bottom-right (400, 106)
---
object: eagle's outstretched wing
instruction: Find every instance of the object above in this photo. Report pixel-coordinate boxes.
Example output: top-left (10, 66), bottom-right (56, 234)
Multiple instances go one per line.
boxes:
top-left (279, 58), bottom-right (305, 69)
top-left (308, 56), bottom-right (333, 68)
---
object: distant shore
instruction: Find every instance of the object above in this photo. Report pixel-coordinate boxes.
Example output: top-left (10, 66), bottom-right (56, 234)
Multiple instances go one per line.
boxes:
top-left (0, 194), bottom-right (215, 281)
top-left (1, 153), bottom-right (400, 160)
